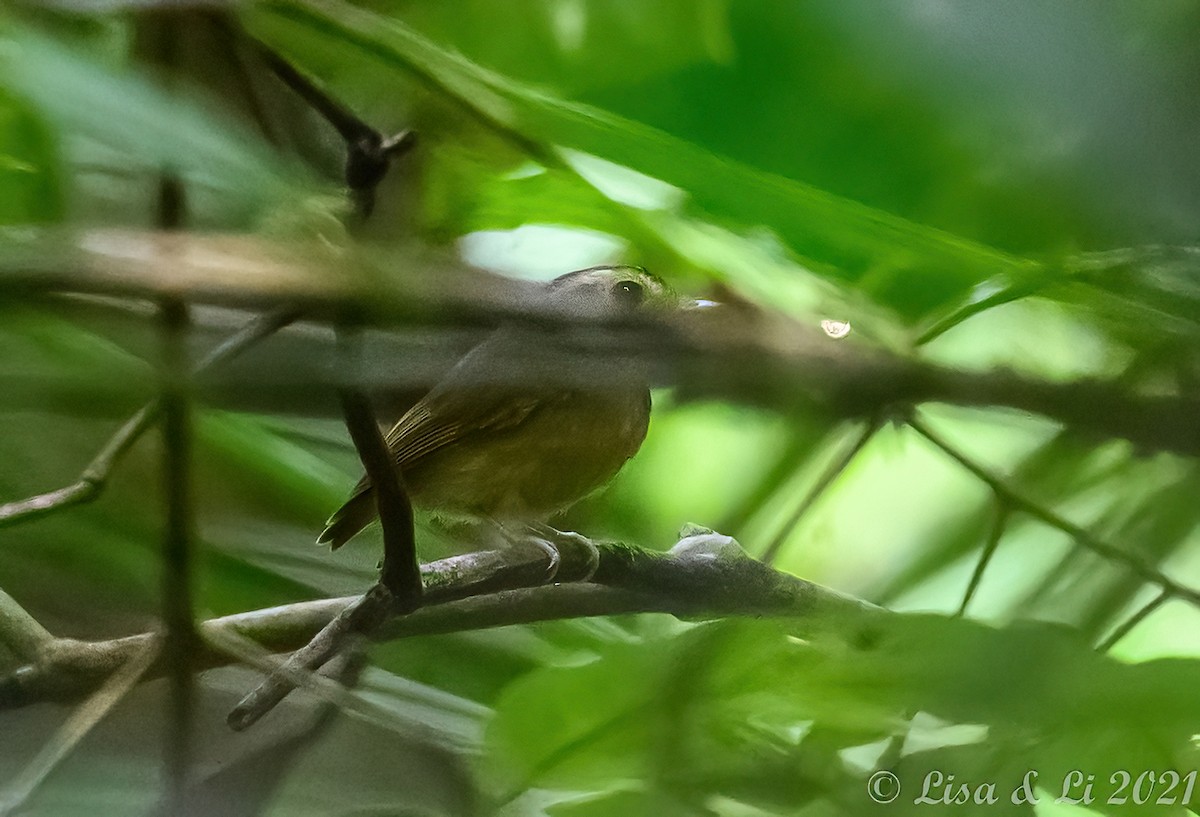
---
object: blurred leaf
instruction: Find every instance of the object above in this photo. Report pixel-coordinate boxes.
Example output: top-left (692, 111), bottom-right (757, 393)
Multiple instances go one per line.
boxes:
top-left (244, 0), bottom-right (1039, 320)
top-left (0, 87), bottom-right (63, 223)
top-left (0, 16), bottom-right (315, 228)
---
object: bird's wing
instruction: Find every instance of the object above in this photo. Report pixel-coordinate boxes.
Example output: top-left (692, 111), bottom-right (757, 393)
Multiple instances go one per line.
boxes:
top-left (382, 389), bottom-right (549, 470)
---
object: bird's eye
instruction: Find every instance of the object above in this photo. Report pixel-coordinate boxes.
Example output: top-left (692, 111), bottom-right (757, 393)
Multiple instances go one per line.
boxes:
top-left (615, 280), bottom-right (645, 306)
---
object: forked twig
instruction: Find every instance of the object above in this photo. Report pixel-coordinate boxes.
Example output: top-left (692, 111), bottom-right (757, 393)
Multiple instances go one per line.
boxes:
top-left (910, 416), bottom-right (1200, 608)
top-left (254, 40), bottom-right (416, 217)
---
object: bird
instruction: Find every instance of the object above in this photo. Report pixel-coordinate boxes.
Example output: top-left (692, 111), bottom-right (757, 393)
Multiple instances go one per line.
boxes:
top-left (318, 265), bottom-right (668, 552)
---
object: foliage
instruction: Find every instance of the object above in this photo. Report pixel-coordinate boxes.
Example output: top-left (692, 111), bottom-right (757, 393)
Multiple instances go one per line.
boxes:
top-left (1, 2), bottom-right (1199, 816)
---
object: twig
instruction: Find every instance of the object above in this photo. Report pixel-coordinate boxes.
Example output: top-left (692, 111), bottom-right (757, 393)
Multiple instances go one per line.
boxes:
top-left (0, 589), bottom-right (54, 662)
top-left (226, 584), bottom-right (391, 731)
top-left (957, 500), bottom-right (1009, 616)
top-left (254, 40), bottom-right (416, 217)
top-left (760, 418), bottom-right (881, 564)
top-left (1096, 589), bottom-right (1172, 653)
top-left (209, 626), bottom-right (468, 749)
top-left (0, 308), bottom-right (297, 529)
top-left (225, 542), bottom-right (553, 728)
top-left (339, 390), bottom-right (421, 602)
top-left (910, 415), bottom-right (1200, 607)
top-left (0, 531), bottom-right (880, 710)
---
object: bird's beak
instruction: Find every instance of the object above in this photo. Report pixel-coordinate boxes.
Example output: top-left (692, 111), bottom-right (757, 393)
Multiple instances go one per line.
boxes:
top-left (681, 297), bottom-right (720, 310)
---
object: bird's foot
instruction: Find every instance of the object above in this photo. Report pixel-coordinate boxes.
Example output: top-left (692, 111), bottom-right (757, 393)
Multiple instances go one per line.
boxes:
top-left (529, 524), bottom-right (601, 583)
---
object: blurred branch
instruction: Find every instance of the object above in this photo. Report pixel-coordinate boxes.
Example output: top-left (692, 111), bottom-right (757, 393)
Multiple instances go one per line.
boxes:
top-left (251, 37), bottom-right (416, 217)
top-left (2, 232), bottom-right (1198, 458)
top-left (910, 415), bottom-right (1200, 608)
top-left (957, 499), bottom-right (1009, 617)
top-left (0, 529), bottom-right (879, 710)
top-left (0, 307), bottom-right (297, 529)
top-left (158, 297), bottom-right (197, 806)
top-left (1096, 589), bottom-right (1171, 653)
top-left (760, 417), bottom-right (882, 564)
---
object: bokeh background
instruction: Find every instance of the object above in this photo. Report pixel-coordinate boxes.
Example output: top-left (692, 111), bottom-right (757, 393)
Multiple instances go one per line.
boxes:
top-left (2, 2), bottom-right (1200, 815)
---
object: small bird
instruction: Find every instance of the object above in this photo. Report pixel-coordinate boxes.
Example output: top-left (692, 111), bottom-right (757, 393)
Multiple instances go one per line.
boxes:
top-left (318, 265), bottom-right (668, 550)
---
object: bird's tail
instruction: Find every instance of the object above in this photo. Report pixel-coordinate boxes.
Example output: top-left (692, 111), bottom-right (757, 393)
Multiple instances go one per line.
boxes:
top-left (317, 487), bottom-right (376, 549)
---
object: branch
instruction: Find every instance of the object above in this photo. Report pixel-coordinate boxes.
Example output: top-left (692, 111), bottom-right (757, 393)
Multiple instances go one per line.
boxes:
top-left (0, 589), bottom-right (53, 662)
top-left (760, 417), bottom-right (882, 564)
top-left (0, 529), bottom-right (879, 710)
top-left (227, 376), bottom-right (424, 730)
top-left (910, 415), bottom-right (1200, 608)
top-left (339, 388), bottom-right (421, 601)
top-left (253, 38), bottom-right (416, 217)
top-left (0, 307), bottom-right (297, 529)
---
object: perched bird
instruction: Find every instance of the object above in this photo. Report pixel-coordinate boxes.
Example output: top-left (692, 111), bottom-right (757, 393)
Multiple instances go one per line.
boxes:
top-left (318, 265), bottom-right (668, 550)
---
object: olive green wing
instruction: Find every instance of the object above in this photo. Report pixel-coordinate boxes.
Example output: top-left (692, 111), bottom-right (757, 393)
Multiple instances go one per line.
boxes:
top-left (317, 390), bottom-right (552, 548)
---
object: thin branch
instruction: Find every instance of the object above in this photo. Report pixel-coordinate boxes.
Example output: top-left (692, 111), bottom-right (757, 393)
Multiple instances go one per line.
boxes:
top-left (761, 418), bottom-right (881, 564)
top-left (957, 500), bottom-right (1009, 617)
top-left (0, 308), bottom-right (297, 529)
top-left (0, 589), bottom-right (53, 662)
top-left (208, 626), bottom-right (468, 750)
top-left (339, 388), bottom-right (421, 601)
top-left (0, 531), bottom-right (880, 711)
top-left (226, 584), bottom-right (390, 731)
top-left (253, 39), bottom-right (416, 217)
top-left (1096, 589), bottom-right (1172, 653)
top-left (910, 415), bottom-right (1200, 608)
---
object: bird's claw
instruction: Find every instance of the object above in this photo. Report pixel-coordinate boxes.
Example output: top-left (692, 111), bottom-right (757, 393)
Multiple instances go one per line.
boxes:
top-left (527, 534), bottom-right (562, 583)
top-left (530, 524), bottom-right (600, 582)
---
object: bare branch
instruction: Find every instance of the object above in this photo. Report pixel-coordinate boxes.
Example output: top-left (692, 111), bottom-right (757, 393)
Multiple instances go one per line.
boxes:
top-left (339, 387), bottom-right (421, 601)
top-left (0, 640), bottom-right (158, 817)
top-left (957, 499), bottom-right (1009, 617)
top-left (227, 323), bottom-right (427, 730)
top-left (0, 590), bottom-right (53, 662)
top-left (761, 417), bottom-right (882, 564)
top-left (0, 530), bottom-right (880, 711)
top-left (910, 415), bottom-right (1200, 608)
top-left (252, 38), bottom-right (416, 217)
top-left (225, 587), bottom-right (386, 731)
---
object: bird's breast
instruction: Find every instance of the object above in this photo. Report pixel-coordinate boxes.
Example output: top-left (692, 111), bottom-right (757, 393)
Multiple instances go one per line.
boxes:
top-left (404, 388), bottom-right (650, 521)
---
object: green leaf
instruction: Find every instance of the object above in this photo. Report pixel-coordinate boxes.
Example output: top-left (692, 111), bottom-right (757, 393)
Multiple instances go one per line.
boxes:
top-left (0, 88), bottom-right (63, 223)
top-left (243, 0), bottom-right (1038, 320)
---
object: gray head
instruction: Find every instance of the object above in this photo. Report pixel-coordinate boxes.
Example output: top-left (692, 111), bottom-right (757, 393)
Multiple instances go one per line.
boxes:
top-left (542, 265), bottom-right (670, 321)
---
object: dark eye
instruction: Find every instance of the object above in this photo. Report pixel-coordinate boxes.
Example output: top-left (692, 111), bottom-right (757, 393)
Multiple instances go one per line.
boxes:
top-left (615, 279), bottom-right (645, 306)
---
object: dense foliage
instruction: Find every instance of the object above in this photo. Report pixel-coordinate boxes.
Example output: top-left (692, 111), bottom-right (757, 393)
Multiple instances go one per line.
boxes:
top-left (1, 2), bottom-right (1199, 815)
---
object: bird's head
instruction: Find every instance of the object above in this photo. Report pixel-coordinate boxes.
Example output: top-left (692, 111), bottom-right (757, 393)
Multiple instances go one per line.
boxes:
top-left (542, 265), bottom-right (672, 321)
